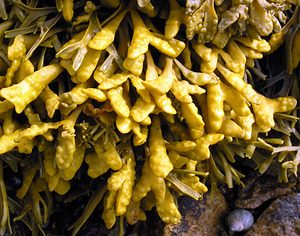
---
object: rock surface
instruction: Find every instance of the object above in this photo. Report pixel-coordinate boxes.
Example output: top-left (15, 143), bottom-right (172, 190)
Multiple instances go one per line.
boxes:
top-left (245, 193), bottom-right (300, 236)
top-left (235, 174), bottom-right (297, 209)
top-left (163, 191), bottom-right (229, 236)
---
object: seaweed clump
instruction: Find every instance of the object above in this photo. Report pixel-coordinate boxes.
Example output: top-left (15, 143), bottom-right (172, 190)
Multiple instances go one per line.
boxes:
top-left (0, 0), bottom-right (299, 235)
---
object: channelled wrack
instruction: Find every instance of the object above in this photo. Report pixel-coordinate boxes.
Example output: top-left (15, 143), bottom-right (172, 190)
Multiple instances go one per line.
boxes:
top-left (0, 0), bottom-right (299, 234)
